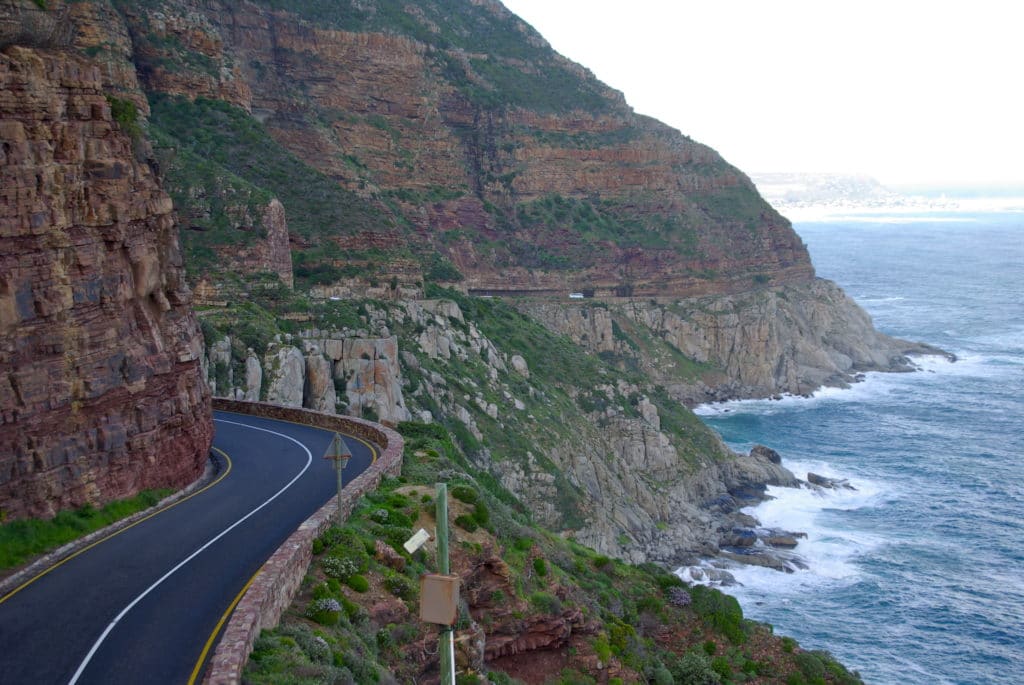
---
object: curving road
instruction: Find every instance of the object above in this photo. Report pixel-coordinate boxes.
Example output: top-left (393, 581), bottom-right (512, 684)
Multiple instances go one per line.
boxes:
top-left (0, 410), bottom-right (376, 685)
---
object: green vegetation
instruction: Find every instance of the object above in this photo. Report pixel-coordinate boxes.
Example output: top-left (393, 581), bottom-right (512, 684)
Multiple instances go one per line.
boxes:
top-left (256, 0), bottom-right (613, 114)
top-left (0, 489), bottom-right (173, 571)
top-left (245, 422), bottom-right (856, 684)
top-left (105, 95), bottom-right (141, 141)
top-left (149, 95), bottom-right (390, 241)
top-left (514, 193), bottom-right (702, 259)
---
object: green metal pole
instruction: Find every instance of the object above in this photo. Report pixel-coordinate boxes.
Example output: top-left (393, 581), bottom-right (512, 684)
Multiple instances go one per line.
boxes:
top-left (436, 483), bottom-right (449, 574)
top-left (436, 483), bottom-right (454, 685)
top-left (335, 460), bottom-right (343, 526)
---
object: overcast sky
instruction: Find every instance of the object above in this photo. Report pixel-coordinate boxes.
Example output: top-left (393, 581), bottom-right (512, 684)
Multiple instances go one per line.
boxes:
top-left (500, 0), bottom-right (1024, 186)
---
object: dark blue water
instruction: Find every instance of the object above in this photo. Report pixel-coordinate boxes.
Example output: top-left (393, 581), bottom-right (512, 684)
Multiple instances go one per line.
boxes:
top-left (697, 212), bottom-right (1024, 684)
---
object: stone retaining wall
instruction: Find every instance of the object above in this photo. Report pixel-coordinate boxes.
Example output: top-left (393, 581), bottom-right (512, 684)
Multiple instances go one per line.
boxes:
top-left (203, 399), bottom-right (404, 684)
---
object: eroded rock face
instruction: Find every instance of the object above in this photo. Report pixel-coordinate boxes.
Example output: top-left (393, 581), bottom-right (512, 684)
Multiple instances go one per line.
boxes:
top-left (213, 332), bottom-right (411, 424)
top-left (73, 0), bottom-right (815, 298)
top-left (263, 344), bottom-right (305, 407)
top-left (524, 280), bottom-right (942, 403)
top-left (0, 46), bottom-right (212, 520)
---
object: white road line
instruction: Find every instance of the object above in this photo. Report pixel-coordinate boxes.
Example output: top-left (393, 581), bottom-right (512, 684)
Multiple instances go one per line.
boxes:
top-left (67, 418), bottom-right (313, 685)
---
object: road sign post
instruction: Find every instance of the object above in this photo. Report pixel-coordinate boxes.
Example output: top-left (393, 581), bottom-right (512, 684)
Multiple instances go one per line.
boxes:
top-left (323, 433), bottom-right (352, 526)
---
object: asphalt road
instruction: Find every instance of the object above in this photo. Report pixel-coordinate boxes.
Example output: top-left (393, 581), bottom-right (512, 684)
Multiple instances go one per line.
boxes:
top-left (0, 410), bottom-right (377, 685)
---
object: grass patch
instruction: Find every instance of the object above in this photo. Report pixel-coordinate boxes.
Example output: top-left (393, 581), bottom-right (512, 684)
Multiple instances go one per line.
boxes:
top-left (0, 489), bottom-right (174, 571)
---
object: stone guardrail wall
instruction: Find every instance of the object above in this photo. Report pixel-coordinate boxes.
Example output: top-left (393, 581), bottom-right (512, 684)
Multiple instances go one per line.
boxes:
top-left (203, 399), bottom-right (404, 685)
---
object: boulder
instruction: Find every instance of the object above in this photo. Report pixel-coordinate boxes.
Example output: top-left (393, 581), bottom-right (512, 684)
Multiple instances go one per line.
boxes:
top-left (510, 354), bottom-right (530, 379)
top-left (750, 444), bottom-right (782, 464)
top-left (807, 472), bottom-right (856, 490)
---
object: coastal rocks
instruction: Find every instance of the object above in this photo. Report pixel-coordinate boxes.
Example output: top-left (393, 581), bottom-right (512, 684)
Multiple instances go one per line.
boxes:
top-left (751, 444), bottom-right (782, 464)
top-left (524, 280), bottom-right (949, 403)
top-left (806, 472), bottom-right (856, 491)
top-left (630, 279), bottom-right (946, 398)
top-left (0, 45), bottom-right (212, 520)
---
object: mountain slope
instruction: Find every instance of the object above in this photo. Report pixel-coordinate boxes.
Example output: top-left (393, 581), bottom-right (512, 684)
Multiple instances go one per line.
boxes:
top-left (68, 0), bottom-right (813, 296)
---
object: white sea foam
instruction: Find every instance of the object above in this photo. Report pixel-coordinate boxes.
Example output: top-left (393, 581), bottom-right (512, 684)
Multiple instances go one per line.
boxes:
top-left (723, 467), bottom-right (888, 600)
top-left (676, 462), bottom-right (890, 597)
top-left (693, 352), bottom-right (973, 418)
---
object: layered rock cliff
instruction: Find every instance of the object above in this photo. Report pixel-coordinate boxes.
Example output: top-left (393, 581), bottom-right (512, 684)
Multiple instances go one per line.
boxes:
top-left (0, 44), bottom-right (212, 520)
top-left (42, 0), bottom-right (814, 297)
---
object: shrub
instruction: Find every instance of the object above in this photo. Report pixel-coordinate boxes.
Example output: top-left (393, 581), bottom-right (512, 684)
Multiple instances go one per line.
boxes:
top-left (529, 591), bottom-right (562, 614)
top-left (384, 572), bottom-right (415, 599)
top-left (703, 640), bottom-right (717, 655)
top-left (690, 585), bottom-right (746, 644)
top-left (345, 574), bottom-right (370, 592)
top-left (794, 652), bottom-right (826, 682)
top-left (533, 557), bottom-right (548, 577)
top-left (472, 502), bottom-right (490, 526)
top-left (451, 484), bottom-right (478, 504)
top-left (454, 514), bottom-right (478, 532)
top-left (710, 656), bottom-right (732, 679)
top-left (651, 664), bottom-right (674, 685)
top-left (305, 598), bottom-right (341, 625)
top-left (670, 651), bottom-right (721, 685)
top-left (340, 596), bottom-right (366, 624)
top-left (781, 636), bottom-right (797, 653)
top-left (370, 508), bottom-right (390, 524)
top-left (376, 627), bottom-right (394, 650)
top-left (322, 555), bottom-right (359, 580)
top-left (593, 636), bottom-right (612, 662)
top-left (312, 582), bottom-right (335, 600)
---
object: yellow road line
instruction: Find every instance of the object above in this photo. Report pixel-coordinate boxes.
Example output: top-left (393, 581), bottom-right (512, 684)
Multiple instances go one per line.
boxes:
top-left (0, 448), bottom-right (233, 605)
top-left (187, 412), bottom-right (383, 682)
top-left (187, 571), bottom-right (258, 685)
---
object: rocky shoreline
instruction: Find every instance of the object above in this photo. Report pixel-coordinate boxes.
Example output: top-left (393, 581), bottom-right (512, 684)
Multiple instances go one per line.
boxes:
top-left (680, 445), bottom-right (878, 585)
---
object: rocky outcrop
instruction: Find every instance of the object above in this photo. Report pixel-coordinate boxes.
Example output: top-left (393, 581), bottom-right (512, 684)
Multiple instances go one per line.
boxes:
top-left (523, 279), bottom-right (948, 403)
top-left (352, 297), bottom-right (802, 567)
top-left (0, 45), bottom-right (212, 520)
top-left (209, 331), bottom-right (411, 424)
top-left (303, 348), bottom-right (334, 413)
top-left (262, 343), bottom-right (305, 408)
top-left (243, 348), bottom-right (261, 401)
top-left (215, 198), bottom-right (294, 289)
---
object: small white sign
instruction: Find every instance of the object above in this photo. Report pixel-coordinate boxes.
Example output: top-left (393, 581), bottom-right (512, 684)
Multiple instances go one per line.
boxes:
top-left (403, 528), bottom-right (431, 554)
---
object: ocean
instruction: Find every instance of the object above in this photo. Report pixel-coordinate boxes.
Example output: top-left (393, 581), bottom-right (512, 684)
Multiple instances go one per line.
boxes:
top-left (694, 211), bottom-right (1024, 684)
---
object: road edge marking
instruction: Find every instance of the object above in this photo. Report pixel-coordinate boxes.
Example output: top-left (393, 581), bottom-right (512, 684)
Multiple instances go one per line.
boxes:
top-left (0, 448), bottom-right (233, 606)
top-left (187, 571), bottom-right (258, 685)
top-left (68, 421), bottom-right (314, 685)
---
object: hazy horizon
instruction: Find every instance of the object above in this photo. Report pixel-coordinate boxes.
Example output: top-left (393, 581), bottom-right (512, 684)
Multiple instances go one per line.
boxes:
top-left (501, 0), bottom-right (1024, 188)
